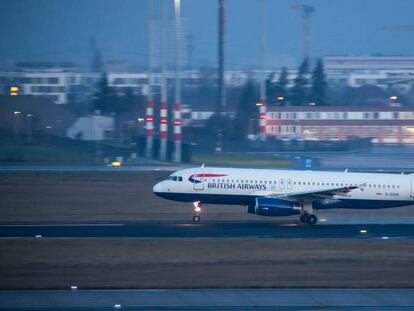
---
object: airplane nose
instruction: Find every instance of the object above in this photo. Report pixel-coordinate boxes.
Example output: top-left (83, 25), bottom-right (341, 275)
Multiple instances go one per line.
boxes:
top-left (153, 182), bottom-right (163, 193)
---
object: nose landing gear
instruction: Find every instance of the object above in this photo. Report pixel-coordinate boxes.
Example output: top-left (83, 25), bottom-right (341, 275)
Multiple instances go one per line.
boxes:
top-left (192, 201), bottom-right (202, 223)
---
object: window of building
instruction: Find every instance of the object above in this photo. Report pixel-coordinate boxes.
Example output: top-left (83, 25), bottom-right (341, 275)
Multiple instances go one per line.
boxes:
top-left (47, 77), bottom-right (59, 84)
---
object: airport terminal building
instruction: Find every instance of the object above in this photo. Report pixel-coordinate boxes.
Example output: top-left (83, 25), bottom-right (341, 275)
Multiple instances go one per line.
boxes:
top-left (266, 106), bottom-right (414, 144)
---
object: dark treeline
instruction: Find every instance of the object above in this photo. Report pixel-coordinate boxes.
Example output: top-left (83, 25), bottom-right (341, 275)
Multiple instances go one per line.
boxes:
top-left (71, 59), bottom-right (412, 142)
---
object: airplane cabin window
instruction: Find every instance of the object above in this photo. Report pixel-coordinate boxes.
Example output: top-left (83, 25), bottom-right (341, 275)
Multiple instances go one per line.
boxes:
top-left (178, 176), bottom-right (183, 182)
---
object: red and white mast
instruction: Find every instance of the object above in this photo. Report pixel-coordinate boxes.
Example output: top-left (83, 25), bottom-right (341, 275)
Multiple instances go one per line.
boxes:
top-left (258, 0), bottom-right (267, 140)
top-left (145, 0), bottom-right (154, 157)
top-left (159, 0), bottom-right (168, 161)
top-left (173, 0), bottom-right (182, 162)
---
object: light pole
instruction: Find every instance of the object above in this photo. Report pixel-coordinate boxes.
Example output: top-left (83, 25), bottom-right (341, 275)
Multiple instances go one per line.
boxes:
top-left (26, 114), bottom-right (33, 143)
top-left (13, 111), bottom-right (21, 140)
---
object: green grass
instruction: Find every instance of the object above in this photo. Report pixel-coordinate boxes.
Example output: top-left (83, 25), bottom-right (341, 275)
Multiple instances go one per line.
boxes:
top-left (191, 152), bottom-right (291, 168)
top-left (0, 145), bottom-right (95, 163)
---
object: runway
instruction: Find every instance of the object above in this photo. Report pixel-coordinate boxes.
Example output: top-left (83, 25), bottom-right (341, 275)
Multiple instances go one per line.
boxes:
top-left (1, 222), bottom-right (413, 239)
top-left (1, 288), bottom-right (413, 310)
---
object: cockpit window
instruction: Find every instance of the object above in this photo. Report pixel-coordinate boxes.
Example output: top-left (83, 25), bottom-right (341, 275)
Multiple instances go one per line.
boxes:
top-left (166, 175), bottom-right (182, 181)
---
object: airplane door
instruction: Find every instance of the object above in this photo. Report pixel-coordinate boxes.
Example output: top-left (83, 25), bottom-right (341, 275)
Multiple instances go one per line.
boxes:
top-left (193, 172), bottom-right (204, 190)
top-left (279, 179), bottom-right (285, 190)
top-left (411, 178), bottom-right (414, 198)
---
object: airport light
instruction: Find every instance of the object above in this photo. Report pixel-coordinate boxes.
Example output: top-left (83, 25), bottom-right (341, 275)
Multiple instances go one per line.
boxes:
top-left (308, 102), bottom-right (316, 106)
top-left (256, 102), bottom-right (263, 107)
top-left (390, 96), bottom-right (398, 101)
top-left (10, 86), bottom-right (19, 96)
top-left (360, 229), bottom-right (367, 234)
top-left (70, 285), bottom-right (78, 290)
top-left (277, 96), bottom-right (284, 100)
top-left (14, 111), bottom-right (21, 115)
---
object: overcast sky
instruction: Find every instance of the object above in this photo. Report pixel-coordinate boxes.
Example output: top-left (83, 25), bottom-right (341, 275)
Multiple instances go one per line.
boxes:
top-left (1, 0), bottom-right (413, 69)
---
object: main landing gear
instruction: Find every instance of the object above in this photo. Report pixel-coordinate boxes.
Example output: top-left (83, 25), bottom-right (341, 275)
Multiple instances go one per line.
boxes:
top-left (300, 213), bottom-right (318, 225)
top-left (192, 201), bottom-right (202, 223)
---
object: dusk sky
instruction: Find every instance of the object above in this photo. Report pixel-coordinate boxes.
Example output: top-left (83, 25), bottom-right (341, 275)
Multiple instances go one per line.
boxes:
top-left (1, 0), bottom-right (413, 69)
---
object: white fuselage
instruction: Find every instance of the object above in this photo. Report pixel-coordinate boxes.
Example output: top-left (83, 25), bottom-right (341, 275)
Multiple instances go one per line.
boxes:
top-left (153, 167), bottom-right (414, 209)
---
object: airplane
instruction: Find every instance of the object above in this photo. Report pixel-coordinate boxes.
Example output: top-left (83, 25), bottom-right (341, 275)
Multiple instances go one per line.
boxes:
top-left (153, 166), bottom-right (413, 225)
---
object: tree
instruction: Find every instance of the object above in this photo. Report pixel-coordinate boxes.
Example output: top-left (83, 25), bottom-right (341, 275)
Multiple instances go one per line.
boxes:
top-left (265, 72), bottom-right (276, 105)
top-left (116, 88), bottom-right (135, 114)
top-left (276, 67), bottom-right (289, 103)
top-left (233, 80), bottom-right (258, 139)
top-left (290, 58), bottom-right (309, 106)
top-left (266, 67), bottom-right (289, 106)
top-left (91, 72), bottom-right (117, 114)
top-left (309, 59), bottom-right (328, 106)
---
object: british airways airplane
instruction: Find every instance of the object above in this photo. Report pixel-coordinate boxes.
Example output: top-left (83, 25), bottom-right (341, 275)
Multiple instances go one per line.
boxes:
top-left (153, 167), bottom-right (414, 225)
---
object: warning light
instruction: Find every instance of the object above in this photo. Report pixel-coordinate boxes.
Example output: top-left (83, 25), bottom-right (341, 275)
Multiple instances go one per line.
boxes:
top-left (10, 86), bottom-right (19, 96)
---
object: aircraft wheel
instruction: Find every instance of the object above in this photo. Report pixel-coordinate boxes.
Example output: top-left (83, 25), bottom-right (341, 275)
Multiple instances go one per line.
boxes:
top-left (192, 215), bottom-right (201, 223)
top-left (300, 214), bottom-right (308, 223)
top-left (306, 214), bottom-right (318, 225)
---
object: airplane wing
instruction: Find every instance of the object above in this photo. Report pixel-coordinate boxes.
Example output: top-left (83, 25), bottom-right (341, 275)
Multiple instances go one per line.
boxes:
top-left (252, 185), bottom-right (363, 203)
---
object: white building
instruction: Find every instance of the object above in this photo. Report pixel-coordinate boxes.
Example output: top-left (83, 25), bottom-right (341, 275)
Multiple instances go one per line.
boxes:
top-left (66, 115), bottom-right (114, 141)
top-left (266, 105), bottom-right (414, 144)
top-left (2, 55), bottom-right (414, 105)
top-left (324, 55), bottom-right (414, 89)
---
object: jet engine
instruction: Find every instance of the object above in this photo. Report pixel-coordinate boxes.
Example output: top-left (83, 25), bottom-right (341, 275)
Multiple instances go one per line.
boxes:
top-left (249, 197), bottom-right (301, 217)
